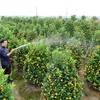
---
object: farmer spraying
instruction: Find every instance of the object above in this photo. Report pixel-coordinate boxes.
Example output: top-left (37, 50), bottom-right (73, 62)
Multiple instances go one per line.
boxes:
top-left (0, 38), bottom-right (14, 83)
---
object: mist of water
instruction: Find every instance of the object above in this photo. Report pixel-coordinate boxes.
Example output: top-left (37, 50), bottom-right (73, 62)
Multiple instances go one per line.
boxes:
top-left (14, 36), bottom-right (94, 53)
top-left (13, 36), bottom-right (69, 51)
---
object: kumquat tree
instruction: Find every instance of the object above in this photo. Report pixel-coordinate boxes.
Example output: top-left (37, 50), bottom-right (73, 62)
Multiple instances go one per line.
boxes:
top-left (84, 45), bottom-right (100, 91)
top-left (23, 42), bottom-right (51, 85)
top-left (42, 49), bottom-right (84, 100)
top-left (0, 69), bottom-right (15, 100)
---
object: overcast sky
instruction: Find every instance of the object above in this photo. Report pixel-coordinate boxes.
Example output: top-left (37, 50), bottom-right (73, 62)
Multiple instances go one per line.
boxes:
top-left (0, 0), bottom-right (100, 17)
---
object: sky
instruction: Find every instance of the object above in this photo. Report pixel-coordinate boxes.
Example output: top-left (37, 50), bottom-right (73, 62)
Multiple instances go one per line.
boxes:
top-left (0, 0), bottom-right (100, 17)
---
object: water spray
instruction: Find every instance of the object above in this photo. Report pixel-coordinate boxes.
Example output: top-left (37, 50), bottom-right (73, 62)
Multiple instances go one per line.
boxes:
top-left (13, 36), bottom-right (84, 51)
top-left (13, 37), bottom-right (59, 51)
top-left (14, 43), bottom-right (31, 51)
top-left (14, 40), bottom-right (40, 51)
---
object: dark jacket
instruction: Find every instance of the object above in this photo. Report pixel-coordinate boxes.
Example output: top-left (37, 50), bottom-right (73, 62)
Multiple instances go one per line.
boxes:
top-left (0, 46), bottom-right (11, 68)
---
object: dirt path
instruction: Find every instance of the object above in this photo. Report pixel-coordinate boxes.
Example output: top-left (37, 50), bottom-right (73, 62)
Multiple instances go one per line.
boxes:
top-left (82, 83), bottom-right (100, 100)
top-left (13, 85), bottom-right (24, 100)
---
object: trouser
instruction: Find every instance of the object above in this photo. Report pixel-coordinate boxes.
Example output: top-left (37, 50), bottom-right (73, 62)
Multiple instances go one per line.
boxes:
top-left (2, 66), bottom-right (11, 75)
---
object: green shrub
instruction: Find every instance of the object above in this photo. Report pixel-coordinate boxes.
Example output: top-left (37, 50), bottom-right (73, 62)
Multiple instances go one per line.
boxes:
top-left (23, 42), bottom-right (50, 85)
top-left (0, 69), bottom-right (15, 100)
top-left (42, 49), bottom-right (83, 100)
top-left (13, 39), bottom-right (28, 70)
top-left (84, 45), bottom-right (100, 91)
top-left (92, 30), bottom-right (100, 45)
top-left (65, 38), bottom-right (83, 68)
top-left (0, 24), bottom-right (11, 39)
top-left (0, 24), bottom-right (19, 50)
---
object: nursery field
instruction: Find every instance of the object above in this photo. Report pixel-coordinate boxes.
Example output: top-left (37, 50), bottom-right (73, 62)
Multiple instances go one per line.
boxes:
top-left (0, 15), bottom-right (100, 100)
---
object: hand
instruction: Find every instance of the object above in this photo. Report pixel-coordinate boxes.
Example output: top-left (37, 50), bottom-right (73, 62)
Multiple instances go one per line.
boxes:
top-left (7, 49), bottom-right (15, 56)
top-left (11, 49), bottom-right (15, 53)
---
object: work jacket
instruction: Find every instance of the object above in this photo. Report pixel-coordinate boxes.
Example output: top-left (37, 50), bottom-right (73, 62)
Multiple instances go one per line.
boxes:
top-left (0, 46), bottom-right (11, 68)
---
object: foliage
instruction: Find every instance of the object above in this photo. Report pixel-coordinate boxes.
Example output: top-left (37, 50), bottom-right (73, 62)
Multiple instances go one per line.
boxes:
top-left (0, 69), bottom-right (15, 100)
top-left (64, 19), bottom-right (74, 36)
top-left (13, 39), bottom-right (28, 70)
top-left (23, 42), bottom-right (50, 85)
top-left (0, 24), bottom-right (19, 50)
top-left (0, 24), bottom-right (11, 39)
top-left (79, 20), bottom-right (92, 41)
top-left (92, 30), bottom-right (100, 45)
top-left (84, 46), bottom-right (100, 91)
top-left (71, 15), bottom-right (77, 21)
top-left (65, 38), bottom-right (83, 68)
top-left (42, 49), bottom-right (83, 100)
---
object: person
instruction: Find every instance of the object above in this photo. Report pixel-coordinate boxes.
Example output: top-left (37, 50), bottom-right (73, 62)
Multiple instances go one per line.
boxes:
top-left (0, 38), bottom-right (14, 83)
